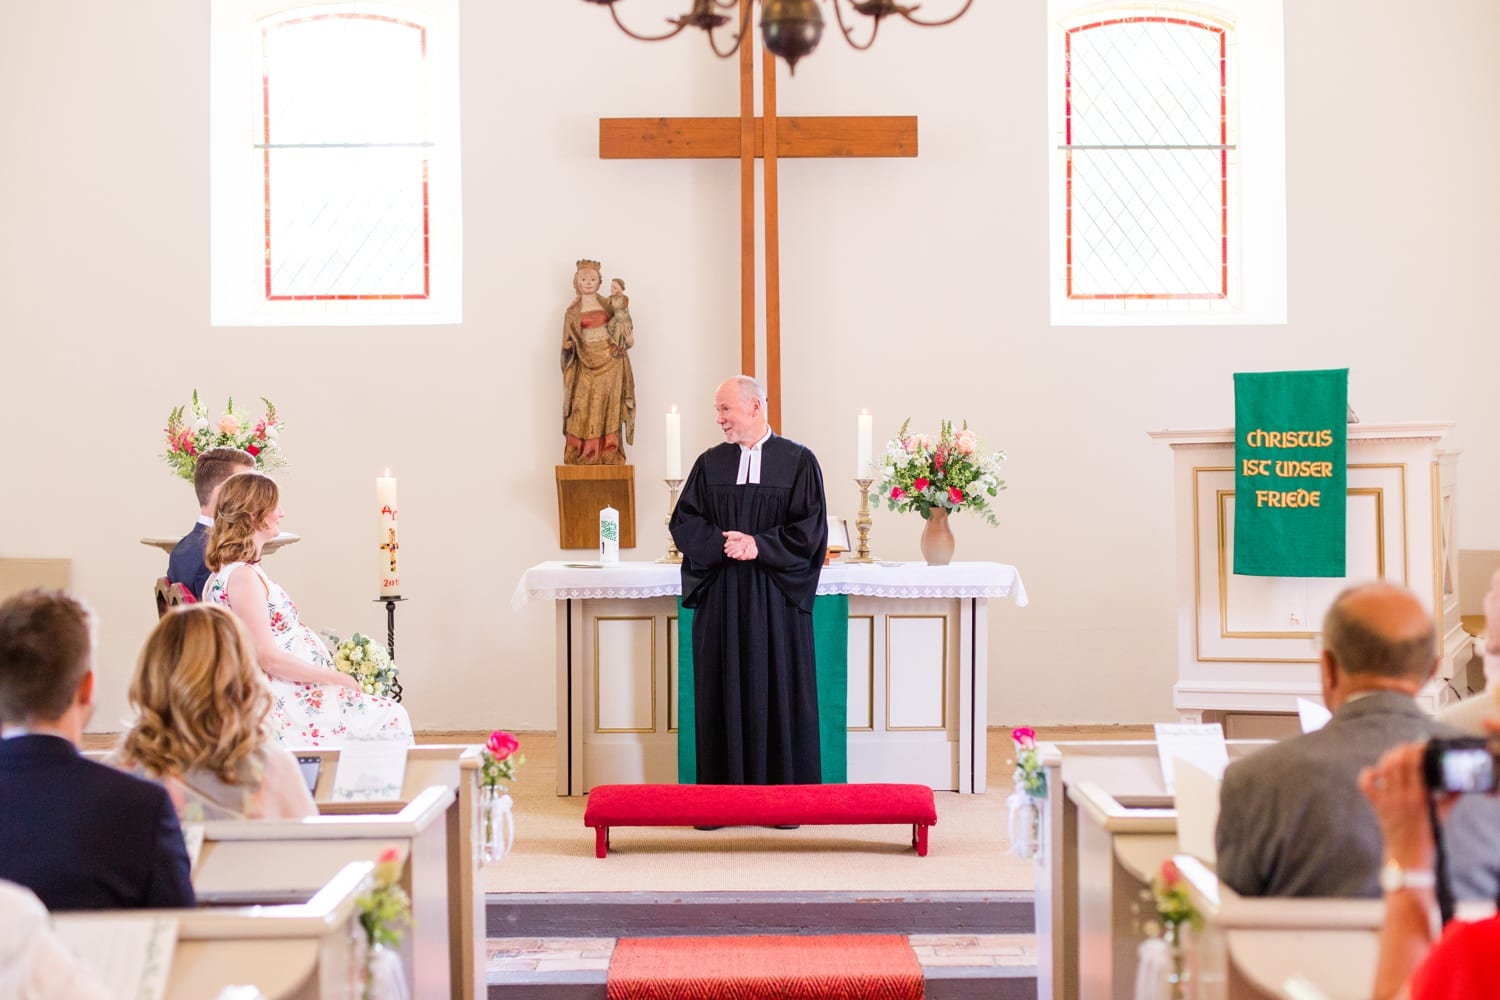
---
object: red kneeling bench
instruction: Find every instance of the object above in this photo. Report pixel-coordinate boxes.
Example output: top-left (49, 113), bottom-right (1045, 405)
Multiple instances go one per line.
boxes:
top-left (583, 783), bottom-right (938, 858)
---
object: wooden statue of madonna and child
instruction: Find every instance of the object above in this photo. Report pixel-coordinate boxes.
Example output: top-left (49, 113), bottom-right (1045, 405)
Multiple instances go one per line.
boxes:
top-left (555, 257), bottom-right (639, 549)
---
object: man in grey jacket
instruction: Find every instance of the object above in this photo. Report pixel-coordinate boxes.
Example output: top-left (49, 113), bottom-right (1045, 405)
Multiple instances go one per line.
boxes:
top-left (1216, 580), bottom-right (1500, 899)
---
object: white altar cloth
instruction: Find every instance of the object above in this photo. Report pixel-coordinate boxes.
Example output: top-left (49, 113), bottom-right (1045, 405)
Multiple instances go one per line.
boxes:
top-left (511, 560), bottom-right (1029, 610)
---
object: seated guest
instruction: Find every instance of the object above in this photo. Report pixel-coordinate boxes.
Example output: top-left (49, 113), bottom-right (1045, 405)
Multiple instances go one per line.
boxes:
top-left (108, 604), bottom-right (318, 821)
top-left (168, 446), bottom-right (254, 601)
top-left (0, 590), bottom-right (194, 910)
top-left (1361, 737), bottom-right (1500, 999)
top-left (0, 880), bottom-right (111, 998)
top-left (204, 472), bottom-right (413, 747)
top-left (1437, 567), bottom-right (1500, 734)
top-left (1216, 581), bottom-right (1500, 899)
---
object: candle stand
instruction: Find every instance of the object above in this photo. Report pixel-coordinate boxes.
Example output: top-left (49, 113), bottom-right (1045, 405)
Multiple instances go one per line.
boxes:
top-left (373, 596), bottom-right (406, 703)
top-left (850, 478), bottom-right (876, 563)
top-left (657, 478), bottom-right (684, 564)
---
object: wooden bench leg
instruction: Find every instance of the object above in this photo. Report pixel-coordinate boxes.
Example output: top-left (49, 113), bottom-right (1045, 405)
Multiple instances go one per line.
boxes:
top-left (914, 824), bottom-right (929, 857)
top-left (595, 826), bottom-right (609, 859)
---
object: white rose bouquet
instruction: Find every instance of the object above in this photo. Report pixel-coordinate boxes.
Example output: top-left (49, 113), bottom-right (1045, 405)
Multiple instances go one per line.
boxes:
top-left (325, 632), bottom-right (401, 699)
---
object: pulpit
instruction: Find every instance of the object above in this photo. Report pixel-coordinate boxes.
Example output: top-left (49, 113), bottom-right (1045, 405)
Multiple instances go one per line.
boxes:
top-left (1150, 422), bottom-right (1464, 724)
top-left (513, 561), bottom-right (1028, 795)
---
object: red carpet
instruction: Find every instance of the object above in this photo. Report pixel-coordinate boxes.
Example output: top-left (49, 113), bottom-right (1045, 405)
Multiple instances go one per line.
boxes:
top-left (606, 933), bottom-right (924, 999)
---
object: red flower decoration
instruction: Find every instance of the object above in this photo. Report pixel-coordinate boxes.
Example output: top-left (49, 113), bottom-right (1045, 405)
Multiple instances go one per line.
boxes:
top-left (486, 730), bottom-right (519, 761)
top-left (1160, 859), bottom-right (1182, 886)
top-left (1011, 726), bottom-right (1037, 748)
top-left (934, 449), bottom-right (945, 470)
top-left (890, 486), bottom-right (905, 501)
top-left (913, 477), bottom-right (930, 492)
top-left (948, 486), bottom-right (964, 503)
top-left (246, 444), bottom-right (261, 456)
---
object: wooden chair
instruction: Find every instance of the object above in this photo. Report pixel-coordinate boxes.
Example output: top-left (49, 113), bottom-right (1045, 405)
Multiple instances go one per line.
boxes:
top-left (154, 576), bottom-right (196, 618)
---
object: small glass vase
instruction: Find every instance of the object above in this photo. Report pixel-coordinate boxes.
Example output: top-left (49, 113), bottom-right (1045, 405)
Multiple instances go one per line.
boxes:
top-left (481, 784), bottom-right (514, 863)
top-left (919, 508), bottom-right (956, 565)
top-left (1161, 921), bottom-right (1191, 1000)
top-left (1006, 789), bottom-right (1043, 861)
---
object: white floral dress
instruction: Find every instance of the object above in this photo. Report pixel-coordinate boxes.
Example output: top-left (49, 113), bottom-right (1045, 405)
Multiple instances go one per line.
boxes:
top-left (204, 562), bottom-right (413, 747)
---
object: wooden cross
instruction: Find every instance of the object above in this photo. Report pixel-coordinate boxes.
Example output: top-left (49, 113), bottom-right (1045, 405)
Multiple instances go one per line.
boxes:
top-left (600, 42), bottom-right (916, 431)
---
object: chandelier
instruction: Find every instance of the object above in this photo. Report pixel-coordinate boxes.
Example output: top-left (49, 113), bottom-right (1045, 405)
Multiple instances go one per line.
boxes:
top-left (580, 0), bottom-right (974, 73)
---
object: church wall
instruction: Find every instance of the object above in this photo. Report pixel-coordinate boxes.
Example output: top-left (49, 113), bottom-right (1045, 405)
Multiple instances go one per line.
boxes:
top-left (0, 1), bottom-right (1496, 734)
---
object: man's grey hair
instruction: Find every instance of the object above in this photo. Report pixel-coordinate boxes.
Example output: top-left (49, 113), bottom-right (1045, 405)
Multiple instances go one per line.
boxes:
top-left (727, 374), bottom-right (767, 407)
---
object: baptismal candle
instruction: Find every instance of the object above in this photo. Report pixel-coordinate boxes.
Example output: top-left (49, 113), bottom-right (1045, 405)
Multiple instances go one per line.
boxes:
top-left (857, 410), bottom-right (873, 478)
top-left (665, 406), bottom-right (682, 479)
top-left (377, 470), bottom-right (400, 597)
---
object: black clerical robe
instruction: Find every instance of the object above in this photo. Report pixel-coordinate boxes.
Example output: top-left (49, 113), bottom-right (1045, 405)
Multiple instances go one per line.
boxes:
top-left (669, 434), bottom-right (828, 785)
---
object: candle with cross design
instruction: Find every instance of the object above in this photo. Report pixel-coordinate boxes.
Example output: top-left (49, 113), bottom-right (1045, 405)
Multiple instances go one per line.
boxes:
top-left (377, 470), bottom-right (400, 597)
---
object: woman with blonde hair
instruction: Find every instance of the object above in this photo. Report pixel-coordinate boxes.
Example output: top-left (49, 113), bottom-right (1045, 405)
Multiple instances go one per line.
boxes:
top-left (109, 604), bottom-right (316, 820)
top-left (203, 472), bottom-right (412, 746)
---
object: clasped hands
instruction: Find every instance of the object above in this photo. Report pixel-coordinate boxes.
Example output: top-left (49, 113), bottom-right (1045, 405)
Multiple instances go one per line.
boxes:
top-left (723, 530), bottom-right (758, 561)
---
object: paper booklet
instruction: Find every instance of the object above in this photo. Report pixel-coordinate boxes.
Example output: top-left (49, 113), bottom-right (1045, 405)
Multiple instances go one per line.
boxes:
top-left (1154, 722), bottom-right (1229, 796)
top-left (331, 740), bottom-right (409, 801)
top-left (54, 916), bottom-right (177, 1000)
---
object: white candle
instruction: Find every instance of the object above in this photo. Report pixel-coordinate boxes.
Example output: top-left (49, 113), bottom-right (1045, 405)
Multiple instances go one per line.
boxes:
top-left (665, 406), bottom-right (682, 479)
top-left (377, 470), bottom-right (400, 597)
top-left (857, 410), bottom-right (873, 478)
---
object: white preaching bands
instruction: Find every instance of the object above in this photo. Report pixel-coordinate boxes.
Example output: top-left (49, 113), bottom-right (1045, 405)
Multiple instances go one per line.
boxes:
top-left (735, 428), bottom-right (773, 485)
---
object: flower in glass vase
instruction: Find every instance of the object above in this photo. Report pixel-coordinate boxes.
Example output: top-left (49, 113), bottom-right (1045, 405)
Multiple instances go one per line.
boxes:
top-left (326, 632), bottom-right (401, 699)
top-left (481, 730), bottom-right (524, 789)
top-left (163, 390), bottom-right (286, 481)
top-left (874, 419), bottom-right (1006, 525)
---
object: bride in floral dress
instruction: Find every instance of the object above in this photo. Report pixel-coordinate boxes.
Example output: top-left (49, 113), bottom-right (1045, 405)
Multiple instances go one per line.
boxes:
top-left (203, 472), bottom-right (412, 746)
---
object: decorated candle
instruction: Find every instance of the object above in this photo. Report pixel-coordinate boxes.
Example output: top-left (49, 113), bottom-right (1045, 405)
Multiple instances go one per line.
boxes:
top-left (599, 506), bottom-right (620, 564)
top-left (665, 407), bottom-right (682, 479)
top-left (377, 471), bottom-right (400, 597)
top-left (857, 410), bottom-right (873, 479)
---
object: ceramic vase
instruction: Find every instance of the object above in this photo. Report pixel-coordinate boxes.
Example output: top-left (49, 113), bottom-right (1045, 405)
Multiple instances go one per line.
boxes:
top-left (919, 508), bottom-right (955, 566)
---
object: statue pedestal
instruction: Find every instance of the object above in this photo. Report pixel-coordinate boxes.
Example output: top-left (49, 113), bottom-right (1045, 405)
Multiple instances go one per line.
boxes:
top-left (555, 465), bottom-right (636, 550)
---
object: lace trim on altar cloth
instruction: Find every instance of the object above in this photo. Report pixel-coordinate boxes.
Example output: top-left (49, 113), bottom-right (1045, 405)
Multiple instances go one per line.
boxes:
top-left (511, 583), bottom-right (682, 610)
top-left (822, 583), bottom-right (1023, 600)
top-left (513, 582), bottom-right (1027, 609)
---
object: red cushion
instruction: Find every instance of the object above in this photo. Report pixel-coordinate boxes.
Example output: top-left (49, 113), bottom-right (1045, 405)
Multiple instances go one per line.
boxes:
top-left (583, 783), bottom-right (937, 828)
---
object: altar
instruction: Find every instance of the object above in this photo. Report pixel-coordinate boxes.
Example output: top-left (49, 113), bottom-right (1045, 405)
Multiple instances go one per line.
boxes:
top-left (513, 561), bottom-right (1028, 796)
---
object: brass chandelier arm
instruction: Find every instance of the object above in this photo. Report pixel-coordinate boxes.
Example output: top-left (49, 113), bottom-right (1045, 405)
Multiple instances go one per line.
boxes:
top-left (705, 2), bottom-right (755, 58)
top-left (607, 3), bottom-right (691, 42)
top-left (832, 0), bottom-right (883, 51)
top-left (900, 0), bottom-right (973, 28)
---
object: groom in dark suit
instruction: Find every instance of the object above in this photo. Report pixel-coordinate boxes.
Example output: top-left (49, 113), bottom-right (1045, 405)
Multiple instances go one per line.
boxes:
top-left (0, 590), bottom-right (195, 911)
top-left (167, 446), bottom-right (253, 600)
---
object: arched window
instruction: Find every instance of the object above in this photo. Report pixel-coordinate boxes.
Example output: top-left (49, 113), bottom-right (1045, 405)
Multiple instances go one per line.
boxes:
top-left (211, 0), bottom-right (462, 325)
top-left (1048, 1), bottom-right (1285, 325)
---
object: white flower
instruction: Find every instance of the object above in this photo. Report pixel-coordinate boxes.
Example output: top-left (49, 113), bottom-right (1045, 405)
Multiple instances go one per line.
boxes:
top-left (194, 417), bottom-right (209, 432)
top-left (264, 425), bottom-right (279, 441)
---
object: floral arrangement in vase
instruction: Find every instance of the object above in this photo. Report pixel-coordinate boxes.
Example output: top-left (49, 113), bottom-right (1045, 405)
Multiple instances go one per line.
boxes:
top-left (163, 391), bottom-right (286, 481)
top-left (357, 846), bottom-right (412, 998)
top-left (1136, 858), bottom-right (1203, 999)
top-left (480, 731), bottom-right (524, 863)
top-left (874, 418), bottom-right (1006, 525)
top-left (326, 632), bottom-right (401, 699)
top-left (1006, 726), bottom-right (1047, 860)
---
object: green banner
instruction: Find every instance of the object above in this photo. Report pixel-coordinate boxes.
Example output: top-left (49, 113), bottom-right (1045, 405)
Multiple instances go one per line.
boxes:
top-left (677, 595), bottom-right (848, 784)
top-left (1233, 369), bottom-right (1348, 577)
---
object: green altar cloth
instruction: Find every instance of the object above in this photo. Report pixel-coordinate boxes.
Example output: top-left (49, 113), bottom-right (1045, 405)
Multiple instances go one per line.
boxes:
top-left (676, 594), bottom-right (848, 784)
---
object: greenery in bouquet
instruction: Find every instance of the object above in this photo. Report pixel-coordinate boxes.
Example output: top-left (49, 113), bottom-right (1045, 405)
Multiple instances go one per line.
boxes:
top-left (1010, 726), bottom-right (1047, 798)
top-left (481, 730), bottom-right (524, 789)
top-left (1140, 858), bottom-right (1202, 939)
top-left (327, 632), bottom-right (401, 699)
top-left (357, 846), bottom-right (412, 949)
top-left (163, 390), bottom-right (286, 481)
top-left (875, 419), bottom-right (1005, 525)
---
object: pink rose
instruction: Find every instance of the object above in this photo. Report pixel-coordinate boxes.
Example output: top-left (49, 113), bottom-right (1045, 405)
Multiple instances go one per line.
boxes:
top-left (913, 477), bottom-right (930, 492)
top-left (1160, 859), bottom-right (1182, 886)
top-left (486, 730), bottom-right (519, 761)
top-left (948, 486), bottom-right (964, 504)
top-left (219, 414), bottom-right (240, 435)
top-left (374, 845), bottom-right (403, 884)
top-left (954, 429), bottom-right (977, 455)
top-left (890, 486), bottom-right (905, 501)
top-left (1011, 726), bottom-right (1036, 748)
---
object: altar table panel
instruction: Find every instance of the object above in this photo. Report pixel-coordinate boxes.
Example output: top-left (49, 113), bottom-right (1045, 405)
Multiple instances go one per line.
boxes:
top-left (515, 561), bottom-right (1027, 796)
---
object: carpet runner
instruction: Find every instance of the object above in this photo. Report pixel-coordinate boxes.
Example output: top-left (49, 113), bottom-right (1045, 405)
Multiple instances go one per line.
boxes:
top-left (606, 933), bottom-right (924, 999)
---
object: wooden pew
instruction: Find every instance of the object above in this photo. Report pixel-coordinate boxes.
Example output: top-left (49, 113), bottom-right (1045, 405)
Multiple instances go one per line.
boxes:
top-left (1034, 739), bottom-right (1274, 1000)
top-left (54, 860), bottom-right (371, 1000)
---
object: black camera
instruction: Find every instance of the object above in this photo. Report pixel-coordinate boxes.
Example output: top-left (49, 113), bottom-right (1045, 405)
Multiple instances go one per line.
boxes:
top-left (1422, 737), bottom-right (1500, 794)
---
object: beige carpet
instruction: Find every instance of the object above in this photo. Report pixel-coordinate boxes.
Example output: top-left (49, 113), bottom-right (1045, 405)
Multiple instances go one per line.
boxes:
top-left (483, 726), bottom-right (1149, 895)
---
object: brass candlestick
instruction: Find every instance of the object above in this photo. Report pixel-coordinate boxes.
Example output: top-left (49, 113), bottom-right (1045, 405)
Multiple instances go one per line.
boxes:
top-left (658, 478), bottom-right (684, 564)
top-left (850, 478), bottom-right (875, 563)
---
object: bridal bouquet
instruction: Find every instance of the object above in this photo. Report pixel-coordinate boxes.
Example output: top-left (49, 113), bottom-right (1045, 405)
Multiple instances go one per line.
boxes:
top-left (875, 419), bottom-right (1006, 525)
top-left (327, 632), bottom-right (401, 699)
top-left (163, 390), bottom-right (286, 480)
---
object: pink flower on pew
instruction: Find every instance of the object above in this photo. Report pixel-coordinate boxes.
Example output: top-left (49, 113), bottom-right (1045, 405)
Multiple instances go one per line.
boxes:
top-left (374, 847), bottom-right (403, 885)
top-left (481, 730), bottom-right (525, 789)
top-left (1011, 726), bottom-right (1036, 749)
top-left (1010, 727), bottom-right (1045, 798)
top-left (358, 844), bottom-right (412, 952)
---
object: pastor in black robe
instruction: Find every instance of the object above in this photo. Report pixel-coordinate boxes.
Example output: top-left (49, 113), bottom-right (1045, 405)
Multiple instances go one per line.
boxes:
top-left (669, 434), bottom-right (828, 785)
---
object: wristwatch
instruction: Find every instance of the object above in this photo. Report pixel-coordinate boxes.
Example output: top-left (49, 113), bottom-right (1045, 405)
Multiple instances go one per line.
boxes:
top-left (1379, 858), bottom-right (1436, 893)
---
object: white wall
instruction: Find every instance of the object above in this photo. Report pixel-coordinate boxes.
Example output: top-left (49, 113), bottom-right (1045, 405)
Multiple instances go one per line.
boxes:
top-left (2, 1), bottom-right (1497, 733)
